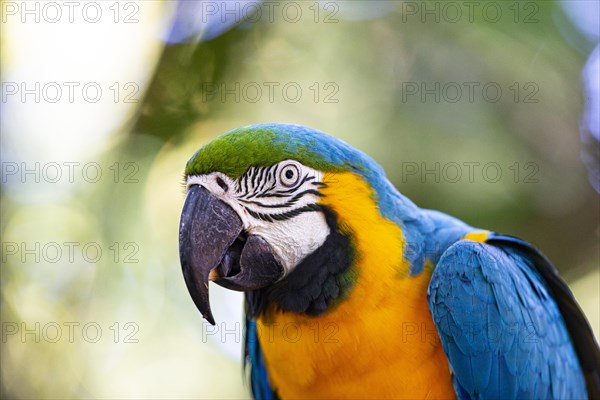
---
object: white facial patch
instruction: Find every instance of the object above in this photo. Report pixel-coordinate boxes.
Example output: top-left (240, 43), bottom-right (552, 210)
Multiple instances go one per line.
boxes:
top-left (186, 161), bottom-right (330, 275)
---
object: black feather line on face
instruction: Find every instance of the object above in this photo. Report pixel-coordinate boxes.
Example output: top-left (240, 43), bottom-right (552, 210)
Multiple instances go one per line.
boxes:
top-left (273, 175), bottom-right (314, 195)
top-left (250, 167), bottom-right (258, 188)
top-left (240, 189), bottom-right (324, 209)
top-left (245, 203), bottom-right (323, 222)
top-left (245, 207), bottom-right (356, 318)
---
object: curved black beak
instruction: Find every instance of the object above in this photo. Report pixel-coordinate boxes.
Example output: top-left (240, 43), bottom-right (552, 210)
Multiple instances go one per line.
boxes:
top-left (179, 185), bottom-right (284, 325)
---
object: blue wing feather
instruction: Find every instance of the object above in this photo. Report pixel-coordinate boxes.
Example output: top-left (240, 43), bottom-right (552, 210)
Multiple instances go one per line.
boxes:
top-left (487, 234), bottom-right (600, 398)
top-left (244, 318), bottom-right (277, 400)
top-left (428, 237), bottom-right (592, 399)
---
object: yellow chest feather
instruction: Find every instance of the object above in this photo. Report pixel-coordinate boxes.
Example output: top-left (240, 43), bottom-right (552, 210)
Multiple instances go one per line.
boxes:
top-left (257, 172), bottom-right (455, 399)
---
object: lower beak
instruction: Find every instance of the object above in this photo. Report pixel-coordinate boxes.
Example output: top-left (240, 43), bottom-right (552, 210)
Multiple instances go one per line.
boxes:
top-left (178, 185), bottom-right (283, 325)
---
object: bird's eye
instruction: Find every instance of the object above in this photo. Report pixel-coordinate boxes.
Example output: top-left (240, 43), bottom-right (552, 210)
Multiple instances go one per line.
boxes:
top-left (279, 163), bottom-right (301, 187)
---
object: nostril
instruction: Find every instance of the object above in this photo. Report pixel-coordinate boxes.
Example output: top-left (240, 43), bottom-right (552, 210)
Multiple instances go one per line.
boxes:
top-left (216, 177), bottom-right (228, 192)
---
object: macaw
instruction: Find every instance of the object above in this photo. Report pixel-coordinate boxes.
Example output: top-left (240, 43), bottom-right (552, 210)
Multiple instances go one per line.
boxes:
top-left (178, 123), bottom-right (600, 399)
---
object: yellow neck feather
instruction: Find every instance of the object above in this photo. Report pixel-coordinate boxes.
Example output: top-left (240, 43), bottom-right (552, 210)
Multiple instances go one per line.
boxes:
top-left (257, 172), bottom-right (454, 399)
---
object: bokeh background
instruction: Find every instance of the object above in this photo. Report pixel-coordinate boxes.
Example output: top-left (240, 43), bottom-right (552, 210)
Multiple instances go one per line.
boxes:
top-left (1, 1), bottom-right (598, 398)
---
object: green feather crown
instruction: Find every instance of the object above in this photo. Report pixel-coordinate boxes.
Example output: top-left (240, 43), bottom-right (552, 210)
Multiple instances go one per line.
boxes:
top-left (185, 123), bottom-right (354, 178)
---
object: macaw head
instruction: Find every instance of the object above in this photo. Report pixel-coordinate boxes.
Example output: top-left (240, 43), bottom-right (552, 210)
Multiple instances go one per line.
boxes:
top-left (179, 123), bottom-right (415, 324)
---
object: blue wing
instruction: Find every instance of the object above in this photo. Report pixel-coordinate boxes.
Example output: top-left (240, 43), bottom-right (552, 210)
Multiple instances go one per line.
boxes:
top-left (427, 234), bottom-right (599, 399)
top-left (244, 317), bottom-right (278, 400)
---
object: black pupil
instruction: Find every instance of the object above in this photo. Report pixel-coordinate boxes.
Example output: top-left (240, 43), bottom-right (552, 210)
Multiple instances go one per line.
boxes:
top-left (285, 169), bottom-right (295, 179)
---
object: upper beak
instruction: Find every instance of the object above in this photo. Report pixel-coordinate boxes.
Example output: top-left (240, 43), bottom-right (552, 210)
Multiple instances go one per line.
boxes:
top-left (178, 185), bottom-right (284, 325)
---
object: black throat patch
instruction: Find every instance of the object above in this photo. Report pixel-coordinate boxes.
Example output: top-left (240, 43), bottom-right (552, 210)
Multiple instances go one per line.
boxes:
top-left (245, 207), bottom-right (356, 318)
